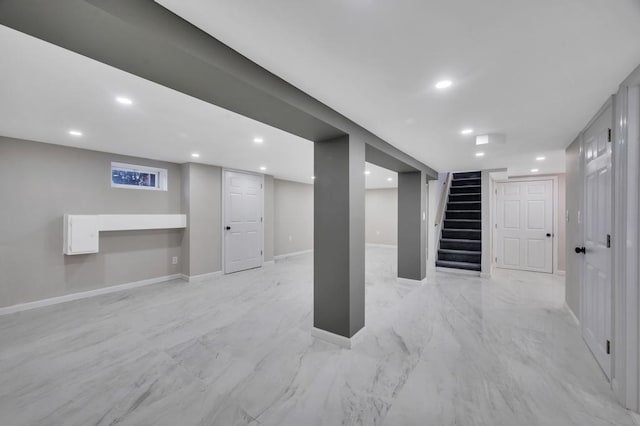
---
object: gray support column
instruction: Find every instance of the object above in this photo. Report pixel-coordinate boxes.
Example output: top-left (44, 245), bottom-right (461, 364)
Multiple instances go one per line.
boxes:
top-left (314, 135), bottom-right (365, 339)
top-left (398, 171), bottom-right (427, 281)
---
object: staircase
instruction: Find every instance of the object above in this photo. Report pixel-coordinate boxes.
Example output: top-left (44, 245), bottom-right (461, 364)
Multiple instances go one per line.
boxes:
top-left (436, 171), bottom-right (482, 272)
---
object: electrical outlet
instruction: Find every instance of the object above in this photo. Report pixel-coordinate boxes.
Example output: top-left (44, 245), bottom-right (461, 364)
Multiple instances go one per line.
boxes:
top-left (172, 256), bottom-right (178, 265)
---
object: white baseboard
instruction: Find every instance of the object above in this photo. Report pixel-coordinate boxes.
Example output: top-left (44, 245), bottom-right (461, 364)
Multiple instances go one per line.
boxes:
top-left (564, 302), bottom-right (580, 326)
top-left (274, 249), bottom-right (313, 260)
top-left (263, 260), bottom-right (275, 266)
top-left (311, 326), bottom-right (366, 349)
top-left (0, 273), bottom-right (184, 316)
top-left (365, 243), bottom-right (397, 249)
top-left (397, 277), bottom-right (427, 285)
top-left (556, 270), bottom-right (566, 276)
top-left (180, 271), bottom-right (222, 282)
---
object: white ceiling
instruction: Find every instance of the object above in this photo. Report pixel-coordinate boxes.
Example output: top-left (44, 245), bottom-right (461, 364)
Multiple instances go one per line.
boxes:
top-left (0, 25), bottom-right (400, 188)
top-left (157, 0), bottom-right (640, 176)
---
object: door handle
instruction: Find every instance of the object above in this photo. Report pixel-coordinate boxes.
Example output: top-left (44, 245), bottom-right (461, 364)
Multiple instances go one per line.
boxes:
top-left (225, 226), bottom-right (231, 230)
top-left (546, 233), bottom-right (552, 237)
top-left (574, 246), bottom-right (586, 254)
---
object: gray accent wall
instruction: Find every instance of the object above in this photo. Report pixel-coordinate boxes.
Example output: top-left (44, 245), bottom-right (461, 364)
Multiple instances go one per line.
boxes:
top-left (0, 137), bottom-right (183, 308)
top-left (181, 163), bottom-right (222, 277)
top-left (365, 188), bottom-right (398, 246)
top-left (314, 135), bottom-right (365, 338)
top-left (264, 175), bottom-right (275, 262)
top-left (274, 179), bottom-right (314, 256)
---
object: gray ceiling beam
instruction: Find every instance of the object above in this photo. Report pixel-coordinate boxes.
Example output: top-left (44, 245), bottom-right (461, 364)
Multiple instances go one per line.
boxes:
top-left (0, 0), bottom-right (437, 178)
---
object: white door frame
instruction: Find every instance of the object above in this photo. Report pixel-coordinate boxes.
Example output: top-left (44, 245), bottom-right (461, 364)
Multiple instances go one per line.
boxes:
top-left (612, 75), bottom-right (640, 411)
top-left (492, 176), bottom-right (559, 274)
top-left (221, 168), bottom-right (265, 274)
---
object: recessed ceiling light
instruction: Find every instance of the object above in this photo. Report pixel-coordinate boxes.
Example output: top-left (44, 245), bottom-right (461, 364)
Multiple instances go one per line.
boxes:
top-left (435, 80), bottom-right (453, 89)
top-left (536, 156), bottom-right (546, 161)
top-left (116, 96), bottom-right (133, 105)
top-left (364, 170), bottom-right (371, 175)
top-left (191, 153), bottom-right (200, 158)
top-left (531, 168), bottom-right (539, 173)
top-left (260, 166), bottom-right (267, 171)
top-left (387, 177), bottom-right (393, 182)
top-left (461, 129), bottom-right (474, 135)
top-left (253, 137), bottom-right (264, 144)
top-left (476, 135), bottom-right (489, 145)
top-left (475, 152), bottom-right (485, 157)
top-left (68, 130), bottom-right (83, 136)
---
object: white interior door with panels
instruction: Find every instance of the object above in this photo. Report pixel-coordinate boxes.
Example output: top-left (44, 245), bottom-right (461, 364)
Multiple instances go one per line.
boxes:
top-left (580, 104), bottom-right (613, 380)
top-left (495, 180), bottom-right (554, 273)
top-left (223, 170), bottom-right (264, 274)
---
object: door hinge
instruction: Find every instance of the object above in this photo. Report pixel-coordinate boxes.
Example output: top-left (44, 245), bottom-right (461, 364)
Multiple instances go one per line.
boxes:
top-left (495, 257), bottom-right (498, 263)
top-left (606, 340), bottom-right (611, 355)
top-left (608, 128), bottom-right (612, 142)
top-left (261, 250), bottom-right (263, 255)
top-left (607, 234), bottom-right (611, 248)
top-left (261, 217), bottom-right (263, 223)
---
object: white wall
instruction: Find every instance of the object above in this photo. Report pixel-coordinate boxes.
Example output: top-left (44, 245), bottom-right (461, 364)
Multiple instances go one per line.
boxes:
top-left (365, 188), bottom-right (397, 246)
top-left (274, 179), bottom-right (314, 256)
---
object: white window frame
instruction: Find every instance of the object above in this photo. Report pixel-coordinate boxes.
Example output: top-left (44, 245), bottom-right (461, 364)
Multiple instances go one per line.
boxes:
top-left (110, 162), bottom-right (168, 191)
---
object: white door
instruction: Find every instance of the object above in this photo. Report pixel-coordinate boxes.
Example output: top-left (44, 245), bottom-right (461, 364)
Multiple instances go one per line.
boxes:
top-left (496, 180), bottom-right (553, 273)
top-left (223, 170), bottom-right (264, 274)
top-left (581, 105), bottom-right (613, 379)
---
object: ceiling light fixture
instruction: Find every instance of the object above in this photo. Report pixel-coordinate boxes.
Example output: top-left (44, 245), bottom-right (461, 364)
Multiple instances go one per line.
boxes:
top-left (191, 153), bottom-right (200, 158)
top-left (253, 137), bottom-right (264, 143)
top-left (461, 129), bottom-right (474, 135)
top-left (475, 135), bottom-right (489, 145)
top-left (116, 96), bottom-right (133, 105)
top-left (260, 166), bottom-right (267, 171)
top-left (364, 170), bottom-right (371, 175)
top-left (536, 156), bottom-right (546, 161)
top-left (68, 130), bottom-right (83, 136)
top-left (475, 152), bottom-right (485, 157)
top-left (531, 168), bottom-right (539, 173)
top-left (435, 80), bottom-right (452, 89)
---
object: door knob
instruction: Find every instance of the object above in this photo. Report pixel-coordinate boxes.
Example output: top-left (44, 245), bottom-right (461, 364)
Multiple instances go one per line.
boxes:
top-left (546, 233), bottom-right (552, 237)
top-left (225, 226), bottom-right (231, 230)
top-left (575, 246), bottom-right (586, 254)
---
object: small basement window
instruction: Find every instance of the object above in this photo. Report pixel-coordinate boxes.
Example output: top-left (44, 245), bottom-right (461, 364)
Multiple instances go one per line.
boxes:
top-left (111, 162), bottom-right (168, 191)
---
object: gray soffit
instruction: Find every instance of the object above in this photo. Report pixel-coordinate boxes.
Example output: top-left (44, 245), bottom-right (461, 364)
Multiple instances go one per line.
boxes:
top-left (0, 0), bottom-right (437, 179)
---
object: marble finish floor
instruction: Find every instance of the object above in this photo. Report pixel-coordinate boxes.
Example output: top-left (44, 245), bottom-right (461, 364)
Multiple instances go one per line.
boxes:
top-left (0, 247), bottom-right (634, 425)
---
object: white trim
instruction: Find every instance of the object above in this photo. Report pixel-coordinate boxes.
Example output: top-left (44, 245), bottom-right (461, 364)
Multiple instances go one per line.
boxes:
top-left (0, 274), bottom-right (183, 316)
top-left (631, 412), bottom-right (640, 426)
top-left (311, 326), bottom-right (366, 349)
top-left (436, 266), bottom-right (480, 277)
top-left (565, 302), bottom-right (580, 326)
top-left (397, 277), bottom-right (427, 285)
top-left (365, 243), bottom-right (397, 249)
top-left (556, 270), bottom-right (566, 276)
top-left (274, 249), bottom-right (313, 260)
top-left (263, 260), bottom-right (275, 266)
top-left (180, 271), bottom-right (222, 282)
top-left (480, 272), bottom-right (491, 279)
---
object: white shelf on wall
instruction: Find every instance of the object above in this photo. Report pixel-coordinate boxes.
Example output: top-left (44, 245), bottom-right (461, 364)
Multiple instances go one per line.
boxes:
top-left (63, 214), bottom-right (187, 255)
